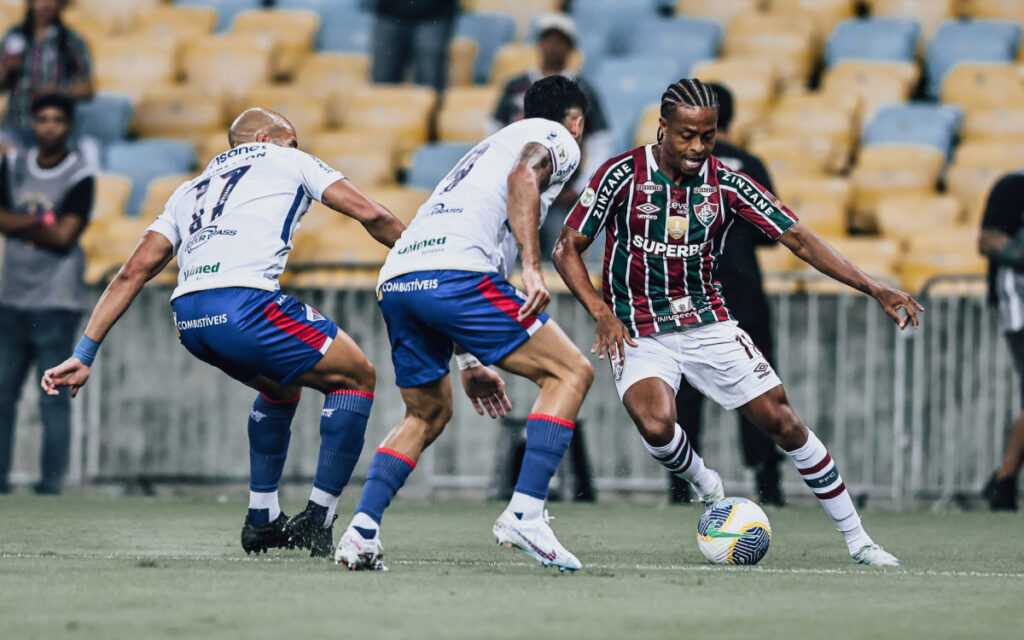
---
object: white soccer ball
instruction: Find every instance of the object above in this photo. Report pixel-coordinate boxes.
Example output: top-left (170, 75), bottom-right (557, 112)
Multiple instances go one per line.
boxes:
top-left (696, 497), bottom-right (772, 565)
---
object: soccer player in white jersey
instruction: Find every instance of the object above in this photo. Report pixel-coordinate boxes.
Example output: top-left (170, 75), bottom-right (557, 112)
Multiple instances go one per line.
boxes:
top-left (554, 79), bottom-right (924, 566)
top-left (40, 109), bottom-right (406, 558)
top-left (334, 76), bottom-right (594, 572)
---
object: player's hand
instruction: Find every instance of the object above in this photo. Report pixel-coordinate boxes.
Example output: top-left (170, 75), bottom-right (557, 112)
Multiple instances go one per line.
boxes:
top-left (517, 267), bottom-right (550, 321)
top-left (872, 283), bottom-right (924, 329)
top-left (460, 366), bottom-right (512, 419)
top-left (592, 309), bottom-right (638, 362)
top-left (40, 357), bottom-right (91, 397)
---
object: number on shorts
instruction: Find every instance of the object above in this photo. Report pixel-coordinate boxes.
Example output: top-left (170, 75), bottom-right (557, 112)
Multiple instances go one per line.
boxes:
top-left (735, 333), bottom-right (761, 359)
top-left (441, 143), bottom-right (489, 193)
top-left (187, 165), bottom-right (252, 235)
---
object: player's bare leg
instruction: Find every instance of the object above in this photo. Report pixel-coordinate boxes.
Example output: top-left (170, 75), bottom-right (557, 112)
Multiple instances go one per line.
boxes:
top-left (621, 378), bottom-right (723, 507)
top-left (738, 385), bottom-right (901, 566)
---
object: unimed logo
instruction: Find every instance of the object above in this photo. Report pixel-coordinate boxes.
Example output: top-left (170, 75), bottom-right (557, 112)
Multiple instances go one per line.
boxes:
top-left (397, 236), bottom-right (447, 255)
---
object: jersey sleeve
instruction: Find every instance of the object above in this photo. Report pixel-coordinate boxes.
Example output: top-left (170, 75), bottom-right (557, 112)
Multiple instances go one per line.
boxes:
top-left (981, 173), bottom-right (1024, 235)
top-left (564, 153), bottom-right (634, 238)
top-left (718, 168), bottom-right (798, 241)
top-left (294, 150), bottom-right (345, 201)
top-left (535, 125), bottom-right (581, 185)
top-left (146, 182), bottom-right (190, 255)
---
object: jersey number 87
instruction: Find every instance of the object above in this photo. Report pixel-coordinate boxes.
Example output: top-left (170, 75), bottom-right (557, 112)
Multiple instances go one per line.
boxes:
top-left (189, 165), bottom-right (252, 235)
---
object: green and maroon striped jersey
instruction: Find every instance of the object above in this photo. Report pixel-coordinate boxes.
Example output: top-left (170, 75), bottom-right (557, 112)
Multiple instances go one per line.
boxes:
top-left (565, 144), bottom-right (799, 338)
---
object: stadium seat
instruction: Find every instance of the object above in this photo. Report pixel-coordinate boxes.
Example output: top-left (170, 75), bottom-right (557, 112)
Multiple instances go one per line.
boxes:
top-left (772, 176), bottom-right (852, 213)
top-left (899, 242), bottom-right (987, 293)
top-left (489, 43), bottom-right (583, 89)
top-left (133, 86), bottom-right (224, 147)
top-left (785, 196), bottom-right (849, 238)
top-left (74, 93), bottom-right (134, 145)
top-left (633, 105), bottom-right (661, 147)
top-left (243, 87), bottom-right (328, 136)
top-left (437, 86), bottom-right (500, 142)
top-left (91, 36), bottom-right (179, 98)
top-left (92, 174), bottom-right (133, 220)
top-left (876, 195), bottom-right (963, 245)
top-left (366, 186), bottom-right (432, 226)
top-left (567, 0), bottom-right (657, 58)
top-left (315, 6), bottom-right (374, 53)
top-left (448, 37), bottom-right (478, 88)
top-left (139, 174), bottom-right (191, 222)
top-left (722, 13), bottom-right (818, 91)
top-left (406, 142), bottom-right (475, 192)
top-left (182, 35), bottom-right (275, 114)
top-left (692, 58), bottom-right (778, 143)
top-left (824, 17), bottom-right (921, 68)
top-left (104, 139), bottom-right (196, 217)
top-left (275, 0), bottom-right (358, 11)
top-left (303, 132), bottom-right (397, 187)
top-left (946, 141), bottom-right (1024, 220)
top-left (923, 19), bottom-right (1023, 97)
top-left (291, 214), bottom-right (391, 265)
top-left (292, 53), bottom-right (370, 127)
top-left (676, 0), bottom-right (761, 24)
top-left (196, 130), bottom-right (230, 169)
top-left (961, 0), bottom-right (1024, 22)
top-left (230, 9), bottom-right (319, 79)
top-left (69, 0), bottom-right (160, 34)
top-left (849, 145), bottom-right (946, 231)
top-left (761, 93), bottom-right (859, 172)
top-left (766, 0), bottom-right (857, 41)
top-left (135, 5), bottom-right (219, 39)
top-left (864, 0), bottom-right (955, 39)
top-left (940, 64), bottom-right (1024, 115)
top-left (455, 11), bottom-right (517, 84)
top-left (341, 86), bottom-right (437, 167)
top-left (860, 103), bottom-right (962, 155)
top-left (622, 16), bottom-right (723, 62)
top-left (80, 217), bottom-right (155, 284)
top-left (961, 107), bottom-right (1024, 142)
top-left (175, 0), bottom-right (263, 33)
top-left (747, 136), bottom-right (835, 176)
top-left (820, 61), bottom-right (919, 120)
top-left (816, 237), bottom-right (902, 276)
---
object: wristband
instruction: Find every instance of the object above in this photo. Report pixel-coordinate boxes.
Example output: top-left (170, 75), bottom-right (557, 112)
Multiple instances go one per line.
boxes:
top-left (454, 351), bottom-right (482, 370)
top-left (34, 209), bottom-right (56, 227)
top-left (72, 335), bottom-right (99, 366)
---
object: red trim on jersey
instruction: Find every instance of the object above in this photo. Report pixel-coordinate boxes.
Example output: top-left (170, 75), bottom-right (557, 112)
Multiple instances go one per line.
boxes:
top-left (262, 302), bottom-right (331, 351)
top-left (328, 389), bottom-right (375, 399)
top-left (527, 413), bottom-right (575, 429)
top-left (377, 447), bottom-right (416, 469)
top-left (477, 275), bottom-right (532, 330)
top-left (260, 392), bottom-right (301, 404)
top-left (815, 482), bottom-right (847, 500)
top-left (798, 453), bottom-right (833, 476)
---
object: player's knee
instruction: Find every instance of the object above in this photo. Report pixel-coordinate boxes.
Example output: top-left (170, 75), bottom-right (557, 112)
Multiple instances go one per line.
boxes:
top-left (561, 353), bottom-right (594, 398)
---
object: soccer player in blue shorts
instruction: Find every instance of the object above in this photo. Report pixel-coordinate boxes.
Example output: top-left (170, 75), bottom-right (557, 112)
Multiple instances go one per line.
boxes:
top-left (41, 108), bottom-right (406, 557)
top-left (334, 76), bottom-right (595, 572)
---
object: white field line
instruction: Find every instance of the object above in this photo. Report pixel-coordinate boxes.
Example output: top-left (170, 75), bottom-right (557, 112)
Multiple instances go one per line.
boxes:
top-left (2, 552), bottom-right (1023, 580)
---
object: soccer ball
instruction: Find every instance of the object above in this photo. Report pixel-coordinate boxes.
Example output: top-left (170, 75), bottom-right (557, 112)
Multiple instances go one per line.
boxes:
top-left (696, 497), bottom-right (772, 565)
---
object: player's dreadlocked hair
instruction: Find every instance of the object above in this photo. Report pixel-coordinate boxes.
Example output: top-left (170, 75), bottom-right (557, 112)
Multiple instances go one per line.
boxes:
top-left (657, 78), bottom-right (719, 142)
top-left (524, 75), bottom-right (588, 123)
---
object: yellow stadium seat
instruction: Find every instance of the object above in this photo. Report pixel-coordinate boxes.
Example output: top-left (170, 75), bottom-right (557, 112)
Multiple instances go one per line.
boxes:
top-left (366, 186), bottom-right (431, 226)
top-left (62, 9), bottom-right (117, 45)
top-left (961, 0), bottom-right (1024, 21)
top-left (849, 146), bottom-right (945, 232)
top-left (244, 86), bottom-right (328, 136)
top-left (197, 130), bottom-right (230, 169)
top-left (941, 64), bottom-right (1024, 114)
top-left (875, 195), bottom-right (963, 245)
top-left (760, 92), bottom-right (859, 171)
top-left (962, 108), bottom-right (1024, 141)
top-left (81, 217), bottom-right (154, 284)
top-left (139, 174), bottom-right (191, 222)
top-left (341, 86), bottom-right (437, 167)
top-left (323, 150), bottom-right (396, 188)
top-left (437, 86), bottom-right (500, 142)
top-left (448, 37), bottom-right (478, 88)
top-left (946, 141), bottom-right (1024, 219)
top-left (464, 0), bottom-right (561, 37)
top-left (865, 0), bottom-right (954, 39)
top-left (182, 36), bottom-right (275, 114)
top-left (692, 57), bottom-right (778, 142)
top-left (633, 103), bottom-right (662, 147)
top-left (899, 250), bottom-right (987, 293)
top-left (231, 10), bottom-right (320, 79)
top-left (766, 0), bottom-right (856, 42)
top-left (758, 149), bottom-right (831, 184)
top-left (747, 134), bottom-right (839, 174)
top-left (293, 53), bottom-right (371, 127)
top-left (306, 131), bottom-right (397, 163)
top-left (291, 217), bottom-right (392, 265)
top-left (723, 13), bottom-right (817, 91)
top-left (490, 44), bottom-right (583, 89)
top-left (91, 36), bottom-right (178, 98)
top-left (824, 237), bottom-right (902, 274)
top-left (676, 0), bottom-right (761, 23)
top-left (773, 176), bottom-right (852, 212)
top-left (757, 244), bottom-right (800, 273)
top-left (92, 174), bottom-right (132, 220)
top-left (820, 61), bottom-right (919, 121)
top-left (133, 86), bottom-right (224, 146)
top-left (785, 196), bottom-right (848, 238)
top-left (286, 267), bottom-right (381, 289)
top-left (72, 0), bottom-right (160, 33)
top-left (133, 4), bottom-right (218, 51)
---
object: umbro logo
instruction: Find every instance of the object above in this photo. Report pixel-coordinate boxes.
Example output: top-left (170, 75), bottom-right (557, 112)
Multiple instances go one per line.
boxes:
top-left (636, 202), bottom-right (660, 215)
top-left (250, 410), bottom-right (266, 423)
top-left (754, 363), bottom-right (769, 373)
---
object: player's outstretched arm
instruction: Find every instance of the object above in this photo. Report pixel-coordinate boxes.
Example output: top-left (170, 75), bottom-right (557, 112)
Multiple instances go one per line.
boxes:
top-left (507, 142), bottom-right (553, 321)
top-left (552, 227), bottom-right (637, 361)
top-left (779, 224), bottom-right (923, 329)
top-left (41, 231), bottom-right (175, 397)
top-left (320, 178), bottom-right (405, 247)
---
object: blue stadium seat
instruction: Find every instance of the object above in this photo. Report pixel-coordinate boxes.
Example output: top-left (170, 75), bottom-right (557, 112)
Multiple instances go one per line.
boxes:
top-left (317, 6), bottom-right (375, 53)
top-left (406, 142), bottom-right (475, 191)
top-left (621, 16), bottom-right (722, 60)
top-left (861, 102), bottom-right (963, 155)
top-left (455, 12), bottom-right (517, 84)
top-left (104, 140), bottom-right (196, 217)
top-left (924, 19), bottom-right (1022, 97)
top-left (275, 0), bottom-right (358, 10)
top-left (74, 93), bottom-right (133, 145)
top-left (568, 0), bottom-right (660, 57)
top-left (824, 17), bottom-right (921, 68)
top-left (176, 0), bottom-right (262, 32)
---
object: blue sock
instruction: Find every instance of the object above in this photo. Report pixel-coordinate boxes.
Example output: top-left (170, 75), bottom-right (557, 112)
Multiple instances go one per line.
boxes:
top-left (312, 390), bottom-right (373, 498)
top-left (513, 413), bottom-right (575, 501)
top-left (354, 448), bottom-right (415, 527)
top-left (247, 393), bottom-right (299, 525)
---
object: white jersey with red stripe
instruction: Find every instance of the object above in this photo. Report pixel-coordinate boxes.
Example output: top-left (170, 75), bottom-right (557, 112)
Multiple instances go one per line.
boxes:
top-left (376, 118), bottom-right (580, 288)
top-left (147, 142), bottom-right (344, 301)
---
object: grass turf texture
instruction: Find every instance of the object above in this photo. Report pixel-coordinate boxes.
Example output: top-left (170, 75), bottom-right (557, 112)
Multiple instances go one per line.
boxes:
top-left (1, 496), bottom-right (1020, 639)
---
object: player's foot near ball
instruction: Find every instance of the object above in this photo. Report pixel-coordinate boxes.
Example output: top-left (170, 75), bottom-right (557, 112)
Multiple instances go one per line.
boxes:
top-left (982, 472), bottom-right (1018, 511)
top-left (852, 543), bottom-right (902, 567)
top-left (285, 504), bottom-right (337, 558)
top-left (492, 508), bottom-right (582, 572)
top-left (241, 512), bottom-right (292, 555)
top-left (334, 526), bottom-right (387, 571)
top-left (696, 470), bottom-right (726, 510)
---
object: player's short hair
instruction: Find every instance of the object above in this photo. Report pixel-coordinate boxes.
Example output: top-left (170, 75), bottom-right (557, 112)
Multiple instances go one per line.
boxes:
top-left (30, 93), bottom-right (74, 121)
top-left (658, 78), bottom-right (718, 141)
top-left (707, 82), bottom-right (733, 132)
top-left (523, 75), bottom-right (588, 123)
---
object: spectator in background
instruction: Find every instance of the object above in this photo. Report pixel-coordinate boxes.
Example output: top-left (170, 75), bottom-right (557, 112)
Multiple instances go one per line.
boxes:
top-left (978, 171), bottom-right (1024, 511)
top-left (0, 0), bottom-right (93, 147)
top-left (0, 93), bottom-right (95, 494)
top-left (670, 83), bottom-right (785, 506)
top-left (491, 13), bottom-right (612, 256)
top-left (367, 0), bottom-right (458, 93)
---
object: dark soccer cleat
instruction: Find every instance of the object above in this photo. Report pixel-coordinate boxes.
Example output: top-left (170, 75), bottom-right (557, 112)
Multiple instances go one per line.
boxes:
top-left (983, 472), bottom-right (1018, 511)
top-left (241, 512), bottom-right (292, 555)
top-left (285, 505), bottom-right (337, 558)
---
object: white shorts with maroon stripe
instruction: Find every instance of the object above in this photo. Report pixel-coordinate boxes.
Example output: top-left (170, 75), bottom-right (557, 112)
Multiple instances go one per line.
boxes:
top-left (611, 321), bottom-right (781, 411)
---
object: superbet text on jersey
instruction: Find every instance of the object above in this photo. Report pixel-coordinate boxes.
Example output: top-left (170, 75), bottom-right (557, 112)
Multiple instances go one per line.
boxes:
top-left (565, 145), bottom-right (798, 338)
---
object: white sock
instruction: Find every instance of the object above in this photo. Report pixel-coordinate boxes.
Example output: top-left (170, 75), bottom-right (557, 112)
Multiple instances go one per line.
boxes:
top-left (249, 490), bottom-right (280, 522)
top-left (507, 492), bottom-right (545, 520)
top-left (350, 511), bottom-right (379, 535)
top-left (641, 424), bottom-right (716, 495)
top-left (786, 428), bottom-right (872, 554)
top-left (309, 487), bottom-right (339, 527)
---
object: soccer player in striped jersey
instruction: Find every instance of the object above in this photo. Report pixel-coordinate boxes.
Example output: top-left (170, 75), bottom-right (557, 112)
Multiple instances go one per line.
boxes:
top-left (553, 79), bottom-right (923, 566)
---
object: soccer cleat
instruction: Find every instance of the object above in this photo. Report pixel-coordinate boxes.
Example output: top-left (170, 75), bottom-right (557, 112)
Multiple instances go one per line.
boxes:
top-left (334, 526), bottom-right (387, 571)
top-left (241, 512), bottom-right (292, 555)
top-left (492, 509), bottom-right (582, 572)
top-left (982, 472), bottom-right (1018, 511)
top-left (696, 470), bottom-right (726, 509)
top-left (284, 505), bottom-right (337, 558)
top-left (853, 543), bottom-right (902, 566)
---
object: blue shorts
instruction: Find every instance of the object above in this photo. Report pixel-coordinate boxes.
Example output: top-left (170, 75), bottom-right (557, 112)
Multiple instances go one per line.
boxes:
top-left (379, 270), bottom-right (548, 387)
top-left (172, 287), bottom-right (339, 385)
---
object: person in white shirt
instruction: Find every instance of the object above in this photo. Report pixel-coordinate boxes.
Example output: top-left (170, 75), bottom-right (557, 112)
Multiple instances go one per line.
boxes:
top-left (40, 108), bottom-right (405, 559)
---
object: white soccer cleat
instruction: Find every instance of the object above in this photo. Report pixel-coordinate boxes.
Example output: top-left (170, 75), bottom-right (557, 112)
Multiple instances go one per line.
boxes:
top-left (492, 509), bottom-right (582, 572)
top-left (696, 470), bottom-right (726, 509)
top-left (334, 526), bottom-right (388, 571)
top-left (852, 543), bottom-right (902, 567)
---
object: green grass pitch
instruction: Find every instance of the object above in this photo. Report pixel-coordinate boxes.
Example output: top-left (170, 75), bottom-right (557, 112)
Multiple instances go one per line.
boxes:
top-left (1, 496), bottom-right (1020, 639)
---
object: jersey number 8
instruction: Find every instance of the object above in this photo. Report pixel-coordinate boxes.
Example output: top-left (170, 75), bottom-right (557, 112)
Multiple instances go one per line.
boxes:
top-left (441, 143), bottom-right (489, 194)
